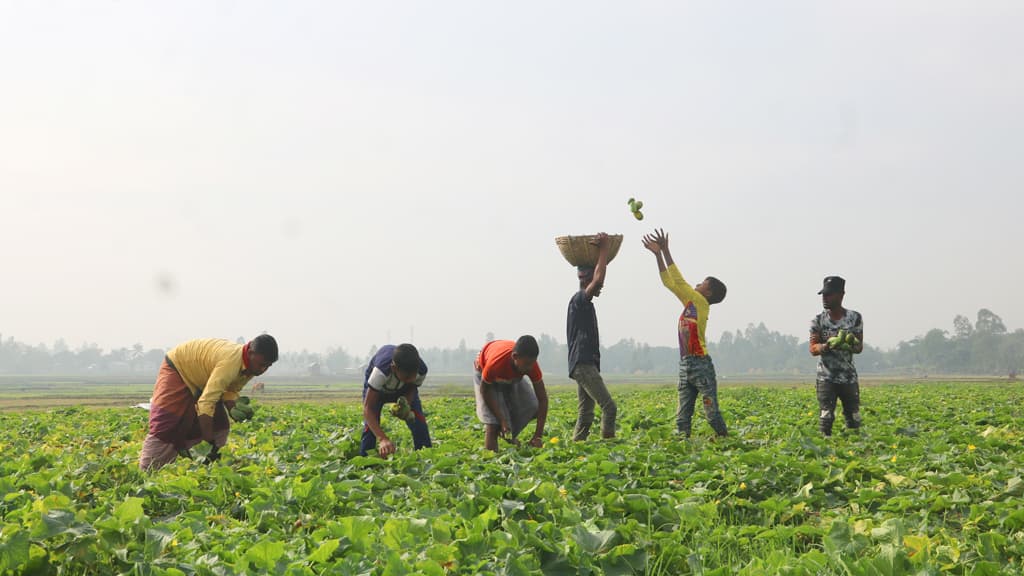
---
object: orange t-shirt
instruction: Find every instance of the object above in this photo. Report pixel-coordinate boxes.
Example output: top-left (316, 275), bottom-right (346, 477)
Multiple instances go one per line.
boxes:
top-left (475, 340), bottom-right (543, 384)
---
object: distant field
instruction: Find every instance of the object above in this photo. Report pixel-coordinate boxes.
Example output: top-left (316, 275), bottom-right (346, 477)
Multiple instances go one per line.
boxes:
top-left (0, 373), bottom-right (689, 411)
top-left (0, 374), bottom-right (1011, 411)
top-left (0, 375), bottom-right (368, 411)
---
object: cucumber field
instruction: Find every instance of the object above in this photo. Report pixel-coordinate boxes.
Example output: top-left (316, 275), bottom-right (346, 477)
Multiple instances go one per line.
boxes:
top-left (2, 382), bottom-right (1023, 575)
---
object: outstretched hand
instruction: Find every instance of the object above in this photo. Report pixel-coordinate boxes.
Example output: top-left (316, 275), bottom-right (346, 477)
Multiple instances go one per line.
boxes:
top-left (651, 228), bottom-right (668, 250)
top-left (641, 233), bottom-right (661, 254)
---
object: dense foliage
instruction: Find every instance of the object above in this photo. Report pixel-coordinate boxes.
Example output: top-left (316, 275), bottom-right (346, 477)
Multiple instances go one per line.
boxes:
top-left (2, 382), bottom-right (1023, 574)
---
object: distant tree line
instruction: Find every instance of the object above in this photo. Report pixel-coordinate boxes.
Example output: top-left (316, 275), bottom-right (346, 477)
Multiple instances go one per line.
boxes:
top-left (883, 310), bottom-right (1023, 378)
top-left (1, 309), bottom-right (1020, 378)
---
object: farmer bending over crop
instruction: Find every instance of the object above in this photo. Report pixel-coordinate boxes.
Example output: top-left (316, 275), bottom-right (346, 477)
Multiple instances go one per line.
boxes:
top-left (138, 334), bottom-right (278, 471)
top-left (474, 336), bottom-right (549, 451)
top-left (642, 229), bottom-right (729, 438)
top-left (808, 276), bottom-right (864, 436)
top-left (568, 233), bottom-right (617, 440)
top-left (360, 343), bottom-right (432, 458)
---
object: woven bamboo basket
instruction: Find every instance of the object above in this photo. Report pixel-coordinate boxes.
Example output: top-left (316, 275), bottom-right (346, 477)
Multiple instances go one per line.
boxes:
top-left (554, 234), bottom-right (623, 267)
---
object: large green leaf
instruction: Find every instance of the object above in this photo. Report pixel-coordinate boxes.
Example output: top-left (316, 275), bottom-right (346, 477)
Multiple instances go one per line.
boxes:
top-left (332, 516), bottom-right (377, 553)
top-left (307, 538), bottom-right (339, 563)
top-left (245, 538), bottom-right (286, 570)
top-left (143, 527), bottom-right (174, 558)
top-left (0, 530), bottom-right (30, 572)
top-left (115, 497), bottom-right (147, 525)
top-left (30, 509), bottom-right (96, 541)
top-left (824, 520), bottom-right (869, 560)
top-left (499, 499), bottom-right (525, 518)
top-left (382, 517), bottom-right (429, 550)
top-left (572, 524), bottom-right (619, 555)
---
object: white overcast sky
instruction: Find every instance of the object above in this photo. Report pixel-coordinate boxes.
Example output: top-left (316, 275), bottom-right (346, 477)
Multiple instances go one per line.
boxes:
top-left (1, 1), bottom-right (1021, 356)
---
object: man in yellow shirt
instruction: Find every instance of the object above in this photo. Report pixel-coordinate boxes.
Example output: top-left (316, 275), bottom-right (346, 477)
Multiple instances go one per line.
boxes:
top-left (138, 334), bottom-right (278, 471)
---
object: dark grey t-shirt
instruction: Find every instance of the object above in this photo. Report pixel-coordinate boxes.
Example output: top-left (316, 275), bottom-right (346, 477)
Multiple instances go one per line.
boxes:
top-left (567, 289), bottom-right (600, 376)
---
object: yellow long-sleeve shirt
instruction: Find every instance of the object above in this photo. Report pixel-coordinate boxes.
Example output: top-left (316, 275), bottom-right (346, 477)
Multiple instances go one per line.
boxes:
top-left (167, 338), bottom-right (253, 417)
top-left (659, 264), bottom-right (710, 357)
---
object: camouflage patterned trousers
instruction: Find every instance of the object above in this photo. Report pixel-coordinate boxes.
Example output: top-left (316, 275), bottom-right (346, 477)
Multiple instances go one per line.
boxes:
top-left (677, 356), bottom-right (728, 437)
top-left (815, 377), bottom-right (861, 436)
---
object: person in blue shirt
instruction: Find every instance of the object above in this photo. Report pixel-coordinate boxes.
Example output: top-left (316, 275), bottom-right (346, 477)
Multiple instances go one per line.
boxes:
top-left (360, 343), bottom-right (432, 458)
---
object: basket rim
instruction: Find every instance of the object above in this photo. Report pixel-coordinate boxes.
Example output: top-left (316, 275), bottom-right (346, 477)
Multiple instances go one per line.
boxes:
top-left (554, 234), bottom-right (624, 267)
top-left (554, 233), bottom-right (623, 243)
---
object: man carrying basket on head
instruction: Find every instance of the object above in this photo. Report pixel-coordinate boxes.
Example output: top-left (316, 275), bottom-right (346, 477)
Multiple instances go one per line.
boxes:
top-left (567, 232), bottom-right (617, 441)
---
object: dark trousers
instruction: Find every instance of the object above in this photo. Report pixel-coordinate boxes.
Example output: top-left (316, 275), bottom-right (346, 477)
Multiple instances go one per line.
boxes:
top-left (359, 387), bottom-right (432, 456)
top-left (816, 377), bottom-right (861, 435)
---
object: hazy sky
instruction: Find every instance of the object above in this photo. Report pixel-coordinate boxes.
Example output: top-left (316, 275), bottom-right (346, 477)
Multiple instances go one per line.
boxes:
top-left (2, 1), bottom-right (1021, 358)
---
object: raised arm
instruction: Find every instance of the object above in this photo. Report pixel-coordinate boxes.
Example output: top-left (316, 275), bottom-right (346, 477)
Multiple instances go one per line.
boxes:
top-left (584, 233), bottom-right (610, 298)
top-left (642, 233), bottom-right (667, 273)
top-left (652, 228), bottom-right (675, 268)
top-left (645, 228), bottom-right (700, 304)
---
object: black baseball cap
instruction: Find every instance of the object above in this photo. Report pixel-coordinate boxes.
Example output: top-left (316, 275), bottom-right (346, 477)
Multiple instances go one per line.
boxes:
top-left (818, 276), bottom-right (845, 295)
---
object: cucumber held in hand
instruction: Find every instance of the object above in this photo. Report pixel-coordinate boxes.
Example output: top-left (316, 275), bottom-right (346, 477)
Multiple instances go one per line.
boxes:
top-left (230, 402), bottom-right (255, 422)
top-left (389, 398), bottom-right (409, 421)
top-left (390, 396), bottom-right (415, 421)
